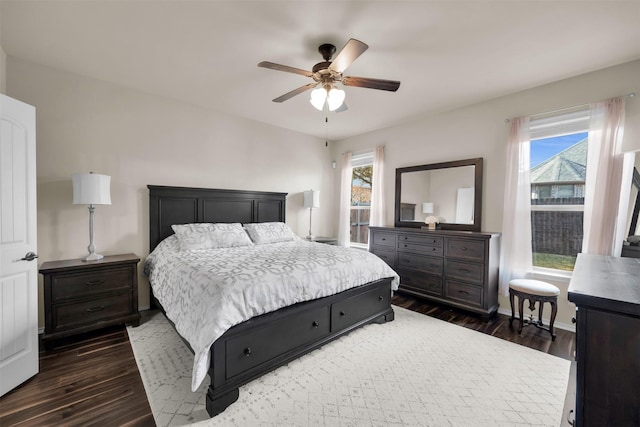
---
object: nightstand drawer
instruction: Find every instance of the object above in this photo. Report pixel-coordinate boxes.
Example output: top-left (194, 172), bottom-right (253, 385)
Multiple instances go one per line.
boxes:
top-left (53, 293), bottom-right (133, 331)
top-left (52, 266), bottom-right (134, 301)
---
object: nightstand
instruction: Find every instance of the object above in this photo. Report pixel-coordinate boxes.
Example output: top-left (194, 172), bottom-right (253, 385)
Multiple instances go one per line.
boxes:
top-left (307, 236), bottom-right (338, 245)
top-left (40, 253), bottom-right (141, 348)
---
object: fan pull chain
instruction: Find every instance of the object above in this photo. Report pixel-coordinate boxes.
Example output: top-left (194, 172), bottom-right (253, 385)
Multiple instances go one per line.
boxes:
top-left (325, 116), bottom-right (329, 147)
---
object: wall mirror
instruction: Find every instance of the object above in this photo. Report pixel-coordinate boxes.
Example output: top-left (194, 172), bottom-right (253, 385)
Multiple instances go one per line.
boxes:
top-left (395, 158), bottom-right (483, 231)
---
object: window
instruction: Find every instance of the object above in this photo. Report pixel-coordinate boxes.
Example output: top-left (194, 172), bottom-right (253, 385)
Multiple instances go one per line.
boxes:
top-left (349, 152), bottom-right (374, 247)
top-left (529, 107), bottom-right (589, 271)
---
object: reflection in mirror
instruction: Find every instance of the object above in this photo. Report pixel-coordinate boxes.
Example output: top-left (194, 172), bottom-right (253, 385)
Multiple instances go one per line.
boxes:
top-left (395, 158), bottom-right (483, 231)
top-left (400, 167), bottom-right (475, 224)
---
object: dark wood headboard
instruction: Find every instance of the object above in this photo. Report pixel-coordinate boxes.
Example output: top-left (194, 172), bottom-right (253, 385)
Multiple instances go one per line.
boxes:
top-left (148, 185), bottom-right (288, 251)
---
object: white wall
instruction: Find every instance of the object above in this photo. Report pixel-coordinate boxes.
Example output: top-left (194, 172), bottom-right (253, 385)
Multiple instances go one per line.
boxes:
top-left (333, 59), bottom-right (640, 328)
top-left (7, 57), bottom-right (334, 325)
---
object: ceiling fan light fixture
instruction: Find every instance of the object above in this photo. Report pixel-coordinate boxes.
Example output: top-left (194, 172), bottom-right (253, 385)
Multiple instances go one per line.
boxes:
top-left (327, 87), bottom-right (345, 111)
top-left (310, 86), bottom-right (327, 110)
top-left (310, 85), bottom-right (345, 111)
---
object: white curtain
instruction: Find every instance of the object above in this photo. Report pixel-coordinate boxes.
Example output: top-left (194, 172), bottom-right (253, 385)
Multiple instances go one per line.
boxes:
top-left (498, 117), bottom-right (532, 296)
top-left (582, 97), bottom-right (626, 256)
top-left (370, 145), bottom-right (385, 227)
top-left (337, 151), bottom-right (353, 246)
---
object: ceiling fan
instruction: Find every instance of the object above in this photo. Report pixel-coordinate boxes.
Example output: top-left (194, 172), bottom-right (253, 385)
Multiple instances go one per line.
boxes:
top-left (258, 38), bottom-right (401, 112)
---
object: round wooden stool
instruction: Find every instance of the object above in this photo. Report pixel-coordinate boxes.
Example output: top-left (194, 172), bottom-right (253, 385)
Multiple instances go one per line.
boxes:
top-left (508, 279), bottom-right (560, 341)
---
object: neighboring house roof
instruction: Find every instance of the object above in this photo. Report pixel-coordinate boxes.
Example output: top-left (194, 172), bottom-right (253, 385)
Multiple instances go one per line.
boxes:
top-left (531, 138), bottom-right (587, 184)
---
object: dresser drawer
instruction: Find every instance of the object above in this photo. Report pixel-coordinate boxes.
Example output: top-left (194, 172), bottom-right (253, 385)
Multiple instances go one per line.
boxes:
top-left (398, 269), bottom-right (442, 296)
top-left (372, 248), bottom-right (396, 267)
top-left (446, 280), bottom-right (483, 307)
top-left (445, 260), bottom-right (485, 284)
top-left (397, 234), bottom-right (443, 248)
top-left (53, 293), bottom-right (133, 331)
top-left (331, 280), bottom-right (390, 332)
top-left (398, 253), bottom-right (442, 275)
top-left (446, 239), bottom-right (485, 262)
top-left (372, 231), bottom-right (396, 248)
top-left (226, 305), bottom-right (330, 379)
top-left (51, 266), bottom-right (134, 301)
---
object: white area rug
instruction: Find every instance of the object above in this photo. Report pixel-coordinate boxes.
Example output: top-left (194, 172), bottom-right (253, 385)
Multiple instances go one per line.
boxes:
top-left (128, 307), bottom-right (570, 427)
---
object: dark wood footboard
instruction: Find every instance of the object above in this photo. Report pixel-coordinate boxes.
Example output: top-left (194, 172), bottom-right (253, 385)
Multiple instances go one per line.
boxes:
top-left (205, 277), bottom-right (395, 416)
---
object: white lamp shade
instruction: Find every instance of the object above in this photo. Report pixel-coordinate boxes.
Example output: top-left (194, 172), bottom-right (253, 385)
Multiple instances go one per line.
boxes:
top-left (310, 87), bottom-right (327, 110)
top-left (303, 190), bottom-right (320, 208)
top-left (422, 202), bottom-right (434, 214)
top-left (73, 173), bottom-right (111, 205)
top-left (326, 88), bottom-right (345, 111)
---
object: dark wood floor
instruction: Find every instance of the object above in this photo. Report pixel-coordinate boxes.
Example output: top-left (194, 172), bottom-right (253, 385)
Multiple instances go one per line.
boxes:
top-left (0, 293), bottom-right (575, 426)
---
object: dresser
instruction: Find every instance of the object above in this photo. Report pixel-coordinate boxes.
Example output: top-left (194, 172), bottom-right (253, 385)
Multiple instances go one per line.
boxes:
top-left (370, 227), bottom-right (500, 317)
top-left (567, 254), bottom-right (640, 427)
top-left (40, 253), bottom-right (141, 347)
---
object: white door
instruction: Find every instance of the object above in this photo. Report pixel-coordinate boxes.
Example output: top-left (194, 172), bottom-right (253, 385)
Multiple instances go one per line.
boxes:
top-left (0, 94), bottom-right (38, 396)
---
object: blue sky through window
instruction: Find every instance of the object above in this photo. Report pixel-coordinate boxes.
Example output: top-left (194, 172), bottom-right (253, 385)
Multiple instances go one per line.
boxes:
top-left (530, 132), bottom-right (588, 168)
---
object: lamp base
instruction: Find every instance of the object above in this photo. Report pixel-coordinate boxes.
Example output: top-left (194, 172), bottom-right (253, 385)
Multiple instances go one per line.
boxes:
top-left (82, 252), bottom-right (104, 262)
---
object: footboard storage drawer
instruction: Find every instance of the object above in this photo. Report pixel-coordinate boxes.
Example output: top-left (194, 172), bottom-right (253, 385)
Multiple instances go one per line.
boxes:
top-left (369, 227), bottom-right (500, 318)
top-left (331, 281), bottom-right (390, 332)
top-left (226, 306), bottom-right (330, 378)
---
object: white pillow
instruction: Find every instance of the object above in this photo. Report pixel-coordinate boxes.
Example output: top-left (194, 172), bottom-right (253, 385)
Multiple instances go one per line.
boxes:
top-left (243, 222), bottom-right (298, 244)
top-left (171, 223), bottom-right (253, 250)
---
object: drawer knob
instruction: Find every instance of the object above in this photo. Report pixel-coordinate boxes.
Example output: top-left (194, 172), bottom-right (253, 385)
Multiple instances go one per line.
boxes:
top-left (244, 347), bottom-right (252, 357)
top-left (312, 321), bottom-right (319, 328)
top-left (571, 317), bottom-right (576, 324)
top-left (461, 247), bottom-right (467, 251)
top-left (86, 306), bottom-right (105, 313)
top-left (378, 296), bottom-right (384, 302)
top-left (85, 279), bottom-right (105, 286)
top-left (340, 311), bottom-right (346, 316)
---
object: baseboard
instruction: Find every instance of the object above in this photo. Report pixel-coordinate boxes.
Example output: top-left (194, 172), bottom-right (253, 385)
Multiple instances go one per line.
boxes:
top-left (497, 307), bottom-right (575, 333)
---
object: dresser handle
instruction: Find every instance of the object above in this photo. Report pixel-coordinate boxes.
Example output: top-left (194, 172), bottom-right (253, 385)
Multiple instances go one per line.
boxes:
top-left (458, 290), bottom-right (469, 295)
top-left (86, 306), bottom-right (105, 312)
top-left (85, 279), bottom-right (105, 286)
top-left (461, 247), bottom-right (467, 251)
top-left (459, 268), bottom-right (471, 273)
top-left (432, 248), bottom-right (437, 251)
top-left (244, 347), bottom-right (252, 357)
top-left (312, 321), bottom-right (319, 328)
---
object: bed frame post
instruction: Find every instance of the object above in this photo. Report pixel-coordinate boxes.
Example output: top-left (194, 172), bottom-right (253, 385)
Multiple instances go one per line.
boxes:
top-left (206, 388), bottom-right (240, 417)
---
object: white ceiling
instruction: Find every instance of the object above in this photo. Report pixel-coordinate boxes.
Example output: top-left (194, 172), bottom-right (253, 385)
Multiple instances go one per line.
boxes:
top-left (2, 1), bottom-right (640, 140)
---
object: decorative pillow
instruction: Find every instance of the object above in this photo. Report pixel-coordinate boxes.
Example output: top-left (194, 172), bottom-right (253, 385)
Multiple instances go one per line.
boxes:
top-left (243, 222), bottom-right (298, 244)
top-left (171, 223), bottom-right (253, 250)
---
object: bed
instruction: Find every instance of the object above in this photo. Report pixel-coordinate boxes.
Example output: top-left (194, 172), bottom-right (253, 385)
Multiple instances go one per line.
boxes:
top-left (145, 185), bottom-right (399, 417)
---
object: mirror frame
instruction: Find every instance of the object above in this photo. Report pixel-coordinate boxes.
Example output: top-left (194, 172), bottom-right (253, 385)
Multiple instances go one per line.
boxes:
top-left (394, 157), bottom-right (483, 231)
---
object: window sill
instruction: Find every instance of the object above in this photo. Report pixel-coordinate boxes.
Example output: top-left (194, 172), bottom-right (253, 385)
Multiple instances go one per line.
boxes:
top-left (530, 267), bottom-right (572, 284)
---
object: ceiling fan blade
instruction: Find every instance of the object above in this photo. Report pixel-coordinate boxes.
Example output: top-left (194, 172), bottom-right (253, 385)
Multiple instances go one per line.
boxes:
top-left (272, 83), bottom-right (317, 103)
top-left (258, 61), bottom-right (313, 77)
top-left (328, 39), bottom-right (368, 74)
top-left (342, 76), bottom-right (401, 92)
